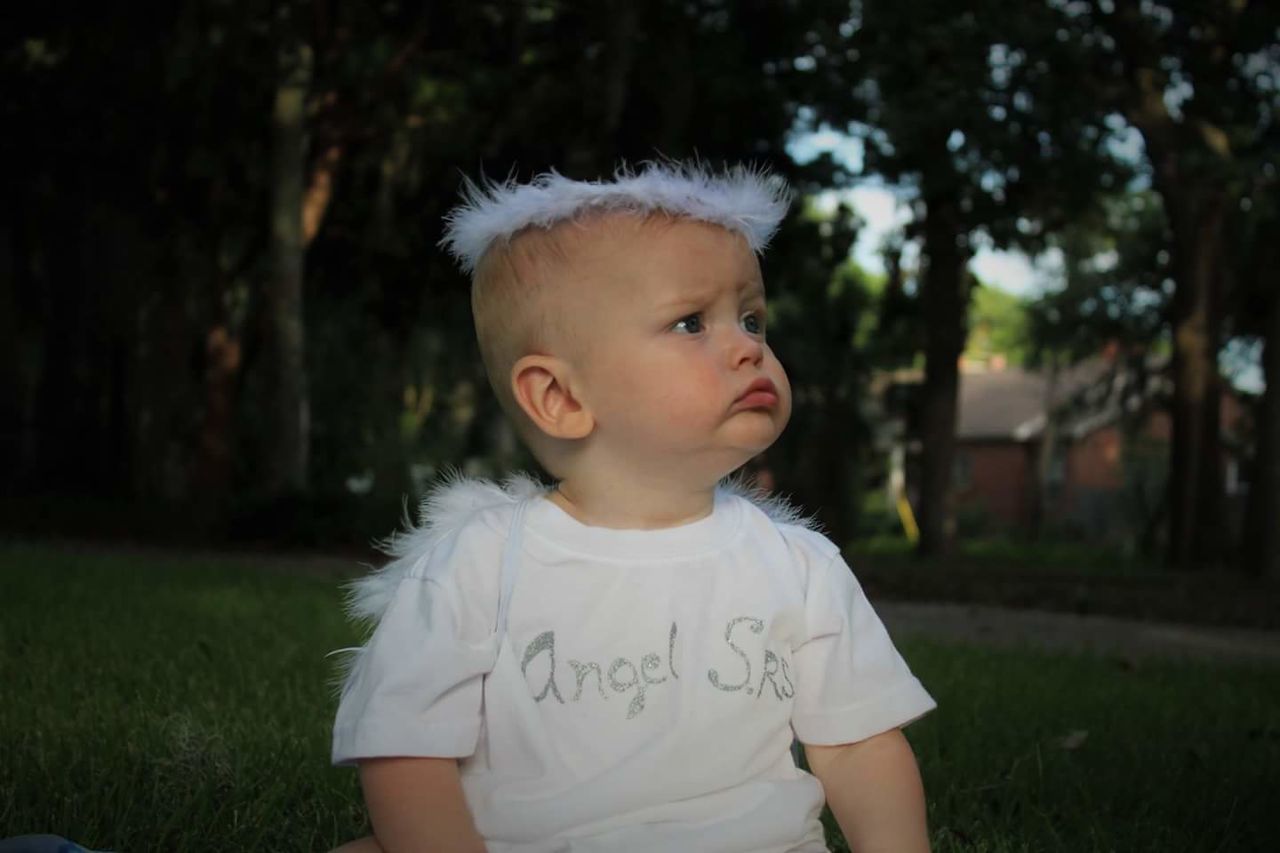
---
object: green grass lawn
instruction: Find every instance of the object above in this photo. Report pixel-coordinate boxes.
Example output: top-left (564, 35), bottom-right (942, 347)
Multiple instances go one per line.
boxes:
top-left (850, 533), bottom-right (1155, 574)
top-left (2, 543), bottom-right (1277, 852)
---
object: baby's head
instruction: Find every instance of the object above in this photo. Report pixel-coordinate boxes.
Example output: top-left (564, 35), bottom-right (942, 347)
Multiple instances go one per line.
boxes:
top-left (442, 163), bottom-right (794, 488)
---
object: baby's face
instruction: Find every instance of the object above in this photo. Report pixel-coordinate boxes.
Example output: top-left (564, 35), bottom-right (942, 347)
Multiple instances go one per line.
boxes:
top-left (561, 215), bottom-right (792, 485)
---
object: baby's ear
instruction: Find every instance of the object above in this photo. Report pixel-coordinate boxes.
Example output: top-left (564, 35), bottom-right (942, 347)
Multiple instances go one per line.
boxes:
top-left (510, 355), bottom-right (595, 440)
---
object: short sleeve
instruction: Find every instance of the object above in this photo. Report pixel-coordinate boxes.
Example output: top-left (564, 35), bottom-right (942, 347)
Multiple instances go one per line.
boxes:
top-left (331, 573), bottom-right (497, 765)
top-left (790, 551), bottom-right (935, 745)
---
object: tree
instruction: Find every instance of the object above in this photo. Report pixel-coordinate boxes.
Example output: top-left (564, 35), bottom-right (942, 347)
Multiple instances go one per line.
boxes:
top-left (0, 0), bottom-right (948, 545)
top-left (1233, 158), bottom-right (1280, 580)
top-left (809, 0), bottom-right (1125, 555)
top-left (1027, 191), bottom-right (1173, 548)
top-left (264, 12), bottom-right (313, 496)
top-left (767, 201), bottom-right (869, 541)
top-left (1075, 0), bottom-right (1280, 569)
top-left (966, 284), bottom-right (1032, 367)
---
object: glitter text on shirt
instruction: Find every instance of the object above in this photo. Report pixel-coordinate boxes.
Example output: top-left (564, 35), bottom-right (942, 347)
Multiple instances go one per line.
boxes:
top-left (519, 618), bottom-right (792, 719)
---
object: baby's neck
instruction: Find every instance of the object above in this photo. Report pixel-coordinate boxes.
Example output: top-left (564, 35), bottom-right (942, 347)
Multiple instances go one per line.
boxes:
top-left (549, 479), bottom-right (716, 530)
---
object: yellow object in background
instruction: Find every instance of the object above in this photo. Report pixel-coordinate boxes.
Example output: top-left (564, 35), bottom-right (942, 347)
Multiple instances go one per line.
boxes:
top-left (896, 489), bottom-right (919, 544)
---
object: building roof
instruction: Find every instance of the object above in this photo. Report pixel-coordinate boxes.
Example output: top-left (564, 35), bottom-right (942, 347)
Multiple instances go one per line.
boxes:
top-left (956, 367), bottom-right (1052, 440)
top-left (955, 357), bottom-right (1161, 441)
top-left (875, 358), bottom-right (1129, 443)
top-left (877, 351), bottom-right (1249, 474)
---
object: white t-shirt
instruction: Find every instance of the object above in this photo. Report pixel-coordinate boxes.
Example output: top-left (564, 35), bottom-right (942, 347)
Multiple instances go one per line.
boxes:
top-left (333, 481), bottom-right (935, 853)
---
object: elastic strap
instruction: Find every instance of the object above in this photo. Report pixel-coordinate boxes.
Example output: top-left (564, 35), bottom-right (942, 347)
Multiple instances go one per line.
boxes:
top-left (494, 497), bottom-right (530, 638)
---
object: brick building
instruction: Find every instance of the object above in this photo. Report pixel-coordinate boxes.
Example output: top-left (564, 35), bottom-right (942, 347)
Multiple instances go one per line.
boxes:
top-left (879, 354), bottom-right (1250, 542)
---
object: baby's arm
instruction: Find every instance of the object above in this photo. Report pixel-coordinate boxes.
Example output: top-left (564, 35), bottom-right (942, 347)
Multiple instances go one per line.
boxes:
top-left (359, 757), bottom-right (487, 853)
top-left (804, 728), bottom-right (930, 853)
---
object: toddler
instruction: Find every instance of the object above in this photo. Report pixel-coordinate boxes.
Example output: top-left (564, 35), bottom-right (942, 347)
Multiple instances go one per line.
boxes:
top-left (331, 163), bottom-right (935, 852)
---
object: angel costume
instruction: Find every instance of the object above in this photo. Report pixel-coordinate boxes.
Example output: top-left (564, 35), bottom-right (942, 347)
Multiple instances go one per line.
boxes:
top-left (332, 476), bottom-right (935, 853)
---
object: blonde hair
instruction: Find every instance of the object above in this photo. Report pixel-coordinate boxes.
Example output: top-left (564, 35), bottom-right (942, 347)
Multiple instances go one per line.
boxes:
top-left (470, 224), bottom-right (575, 423)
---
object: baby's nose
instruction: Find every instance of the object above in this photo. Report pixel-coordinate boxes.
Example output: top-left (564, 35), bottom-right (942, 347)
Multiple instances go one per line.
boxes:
top-left (729, 328), bottom-right (765, 366)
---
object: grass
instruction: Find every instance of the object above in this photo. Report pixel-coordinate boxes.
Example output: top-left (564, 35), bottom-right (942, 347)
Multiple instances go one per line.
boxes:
top-left (850, 532), bottom-right (1157, 575)
top-left (846, 534), bottom-right (1280, 631)
top-left (2, 543), bottom-right (1277, 852)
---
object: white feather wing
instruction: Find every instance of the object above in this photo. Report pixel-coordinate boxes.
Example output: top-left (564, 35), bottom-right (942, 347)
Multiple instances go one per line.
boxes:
top-left (343, 472), bottom-right (545, 626)
top-left (341, 470), bottom-right (812, 628)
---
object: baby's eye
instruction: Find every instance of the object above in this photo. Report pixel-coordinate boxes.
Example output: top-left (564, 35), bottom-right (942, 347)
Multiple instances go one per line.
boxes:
top-left (741, 311), bottom-right (765, 336)
top-left (672, 313), bottom-right (704, 334)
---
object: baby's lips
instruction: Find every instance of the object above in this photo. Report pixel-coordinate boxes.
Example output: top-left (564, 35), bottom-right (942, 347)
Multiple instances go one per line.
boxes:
top-left (734, 378), bottom-right (779, 410)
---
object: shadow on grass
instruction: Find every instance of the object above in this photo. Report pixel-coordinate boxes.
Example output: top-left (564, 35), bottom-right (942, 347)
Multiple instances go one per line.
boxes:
top-left (848, 535), bottom-right (1280, 631)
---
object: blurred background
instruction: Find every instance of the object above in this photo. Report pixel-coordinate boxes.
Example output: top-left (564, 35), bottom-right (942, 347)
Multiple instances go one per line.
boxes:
top-left (3, 0), bottom-right (1278, 602)
top-left (3, 4), bottom-right (1280, 851)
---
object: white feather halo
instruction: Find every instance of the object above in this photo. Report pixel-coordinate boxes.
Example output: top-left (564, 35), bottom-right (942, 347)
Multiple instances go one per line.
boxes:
top-left (440, 161), bottom-right (793, 274)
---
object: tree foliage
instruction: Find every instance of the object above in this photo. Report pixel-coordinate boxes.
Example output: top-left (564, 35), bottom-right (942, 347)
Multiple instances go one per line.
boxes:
top-left (1, 0), bottom-right (856, 542)
top-left (2, 0), bottom-right (1276, 571)
top-left (804, 0), bottom-right (1128, 554)
top-left (1053, 0), bottom-right (1280, 569)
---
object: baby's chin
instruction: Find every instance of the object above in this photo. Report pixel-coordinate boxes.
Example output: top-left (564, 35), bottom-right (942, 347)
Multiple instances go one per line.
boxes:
top-left (717, 422), bottom-right (786, 465)
top-left (730, 407), bottom-right (789, 442)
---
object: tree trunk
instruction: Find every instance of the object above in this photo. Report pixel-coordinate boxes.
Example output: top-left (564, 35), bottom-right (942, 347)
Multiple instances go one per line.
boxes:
top-left (805, 395), bottom-right (860, 545)
top-left (567, 0), bottom-right (638, 176)
top-left (0, 210), bottom-right (22, 490)
top-left (654, 13), bottom-right (693, 156)
top-left (1163, 185), bottom-right (1226, 569)
top-left (1102, 0), bottom-right (1236, 570)
top-left (1032, 354), bottom-right (1061, 537)
top-left (191, 322), bottom-right (241, 500)
top-left (1247, 283), bottom-right (1280, 580)
top-left (304, 142), bottom-right (343, 245)
top-left (264, 37), bottom-right (313, 496)
top-left (916, 188), bottom-right (969, 557)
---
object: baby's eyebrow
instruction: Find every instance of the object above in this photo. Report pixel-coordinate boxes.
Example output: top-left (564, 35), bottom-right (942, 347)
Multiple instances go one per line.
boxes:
top-left (656, 280), bottom-right (766, 313)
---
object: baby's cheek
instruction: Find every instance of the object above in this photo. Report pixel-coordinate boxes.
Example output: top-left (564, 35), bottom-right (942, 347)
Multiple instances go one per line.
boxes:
top-left (768, 354), bottom-right (791, 396)
top-left (770, 362), bottom-right (794, 425)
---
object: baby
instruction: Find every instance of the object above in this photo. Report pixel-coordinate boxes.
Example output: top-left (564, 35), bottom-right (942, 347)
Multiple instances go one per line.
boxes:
top-left (330, 163), bottom-right (935, 852)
